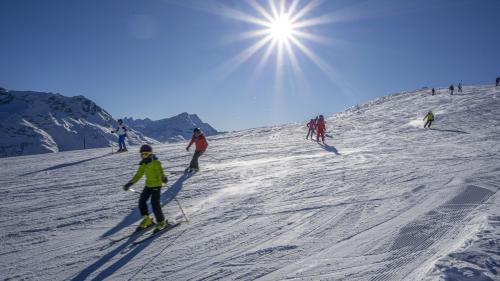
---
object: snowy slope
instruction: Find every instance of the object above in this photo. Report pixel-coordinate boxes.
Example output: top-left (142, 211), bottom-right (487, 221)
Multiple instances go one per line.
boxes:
top-left (0, 89), bottom-right (158, 157)
top-left (124, 113), bottom-right (218, 142)
top-left (0, 85), bottom-right (499, 281)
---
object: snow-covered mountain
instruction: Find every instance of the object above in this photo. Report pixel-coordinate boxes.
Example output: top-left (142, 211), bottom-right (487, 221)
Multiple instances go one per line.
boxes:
top-left (124, 113), bottom-right (218, 142)
top-left (1, 85), bottom-right (499, 280)
top-left (0, 89), bottom-right (158, 157)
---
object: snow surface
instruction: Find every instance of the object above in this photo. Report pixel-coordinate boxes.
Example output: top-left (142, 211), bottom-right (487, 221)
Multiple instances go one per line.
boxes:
top-left (1, 85), bottom-right (499, 280)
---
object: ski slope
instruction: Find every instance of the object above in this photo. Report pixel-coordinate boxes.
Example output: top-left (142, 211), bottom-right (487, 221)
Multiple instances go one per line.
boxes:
top-left (1, 85), bottom-right (499, 281)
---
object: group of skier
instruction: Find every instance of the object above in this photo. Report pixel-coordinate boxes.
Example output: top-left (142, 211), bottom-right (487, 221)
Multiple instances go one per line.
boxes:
top-left (427, 78), bottom-right (500, 128)
top-left (305, 115), bottom-right (327, 144)
top-left (432, 77), bottom-right (500, 96)
top-left (115, 76), bottom-right (500, 234)
top-left (431, 82), bottom-right (463, 96)
top-left (112, 121), bottom-right (208, 233)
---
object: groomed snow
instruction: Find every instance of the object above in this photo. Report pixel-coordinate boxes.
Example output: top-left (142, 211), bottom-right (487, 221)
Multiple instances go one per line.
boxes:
top-left (1, 85), bottom-right (499, 280)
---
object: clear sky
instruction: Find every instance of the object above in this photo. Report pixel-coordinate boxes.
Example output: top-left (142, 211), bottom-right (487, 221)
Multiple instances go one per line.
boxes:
top-left (1, 0), bottom-right (499, 131)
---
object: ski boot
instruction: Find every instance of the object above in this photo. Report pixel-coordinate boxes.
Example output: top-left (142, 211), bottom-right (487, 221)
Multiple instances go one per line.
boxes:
top-left (136, 215), bottom-right (154, 231)
top-left (154, 220), bottom-right (170, 233)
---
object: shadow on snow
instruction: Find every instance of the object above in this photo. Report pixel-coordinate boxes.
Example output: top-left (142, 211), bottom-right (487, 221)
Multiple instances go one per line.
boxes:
top-left (319, 143), bottom-right (341, 155)
top-left (430, 128), bottom-right (469, 134)
top-left (20, 153), bottom-right (112, 176)
top-left (71, 226), bottom-right (185, 281)
top-left (100, 173), bottom-right (193, 238)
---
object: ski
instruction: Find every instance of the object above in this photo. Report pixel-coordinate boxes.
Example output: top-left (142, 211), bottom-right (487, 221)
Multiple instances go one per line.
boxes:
top-left (107, 224), bottom-right (155, 244)
top-left (169, 170), bottom-right (189, 175)
top-left (170, 169), bottom-right (198, 175)
top-left (129, 222), bottom-right (181, 246)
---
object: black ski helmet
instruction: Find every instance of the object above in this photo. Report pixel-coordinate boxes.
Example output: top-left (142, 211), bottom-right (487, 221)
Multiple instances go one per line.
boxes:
top-left (117, 119), bottom-right (123, 124)
top-left (193, 128), bottom-right (201, 133)
top-left (140, 144), bottom-right (153, 153)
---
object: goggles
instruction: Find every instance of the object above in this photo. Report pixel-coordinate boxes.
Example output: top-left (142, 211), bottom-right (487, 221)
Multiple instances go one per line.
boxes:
top-left (140, 152), bottom-right (152, 158)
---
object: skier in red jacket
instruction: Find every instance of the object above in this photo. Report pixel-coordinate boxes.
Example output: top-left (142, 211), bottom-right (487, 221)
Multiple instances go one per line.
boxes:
top-left (316, 115), bottom-right (326, 144)
top-left (185, 128), bottom-right (208, 173)
top-left (306, 118), bottom-right (316, 140)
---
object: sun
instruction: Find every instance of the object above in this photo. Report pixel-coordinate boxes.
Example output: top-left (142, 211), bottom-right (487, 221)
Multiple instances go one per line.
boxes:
top-left (269, 14), bottom-right (293, 42)
top-left (213, 0), bottom-right (338, 84)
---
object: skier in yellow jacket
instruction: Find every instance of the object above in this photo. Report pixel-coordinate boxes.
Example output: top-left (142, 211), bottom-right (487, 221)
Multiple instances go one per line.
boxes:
top-left (123, 144), bottom-right (169, 233)
top-left (423, 111), bottom-right (434, 129)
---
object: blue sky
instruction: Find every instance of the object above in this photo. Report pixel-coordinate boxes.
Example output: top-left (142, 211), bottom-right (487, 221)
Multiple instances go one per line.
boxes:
top-left (1, 0), bottom-right (499, 131)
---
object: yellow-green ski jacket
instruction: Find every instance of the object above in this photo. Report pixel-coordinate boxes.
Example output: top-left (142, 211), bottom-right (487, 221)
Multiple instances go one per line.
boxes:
top-left (424, 113), bottom-right (434, 121)
top-left (129, 155), bottom-right (166, 188)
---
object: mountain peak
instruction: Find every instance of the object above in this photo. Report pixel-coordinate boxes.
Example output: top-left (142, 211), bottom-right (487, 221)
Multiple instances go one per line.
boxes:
top-left (0, 90), bottom-right (158, 157)
top-left (126, 112), bottom-right (218, 142)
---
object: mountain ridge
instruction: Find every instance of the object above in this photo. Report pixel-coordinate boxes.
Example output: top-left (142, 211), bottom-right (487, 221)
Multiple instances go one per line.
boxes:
top-left (0, 88), bottom-right (217, 157)
top-left (124, 112), bottom-right (218, 142)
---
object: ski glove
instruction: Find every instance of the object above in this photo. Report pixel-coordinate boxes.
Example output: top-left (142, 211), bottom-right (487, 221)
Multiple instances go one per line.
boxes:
top-left (162, 176), bottom-right (168, 184)
top-left (186, 147), bottom-right (190, 151)
top-left (123, 181), bottom-right (134, 191)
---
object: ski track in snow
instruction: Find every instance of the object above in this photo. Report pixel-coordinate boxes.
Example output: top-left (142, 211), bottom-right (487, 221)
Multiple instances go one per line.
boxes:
top-left (1, 86), bottom-right (499, 280)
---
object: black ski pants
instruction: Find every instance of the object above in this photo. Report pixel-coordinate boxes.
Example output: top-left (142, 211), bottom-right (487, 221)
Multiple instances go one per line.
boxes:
top-left (139, 187), bottom-right (165, 222)
top-left (306, 128), bottom-right (315, 139)
top-left (189, 150), bottom-right (204, 170)
top-left (424, 120), bottom-right (433, 128)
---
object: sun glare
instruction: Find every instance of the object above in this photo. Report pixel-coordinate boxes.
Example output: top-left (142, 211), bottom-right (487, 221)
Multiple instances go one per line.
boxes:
top-left (269, 14), bottom-right (293, 41)
top-left (215, 0), bottom-right (338, 85)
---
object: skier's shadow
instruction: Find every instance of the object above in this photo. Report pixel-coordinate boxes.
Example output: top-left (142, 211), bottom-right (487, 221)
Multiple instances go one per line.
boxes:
top-left (319, 143), bottom-right (341, 155)
top-left (430, 128), bottom-right (469, 134)
top-left (21, 154), bottom-right (111, 176)
top-left (101, 173), bottom-right (192, 238)
top-left (71, 229), bottom-right (164, 281)
top-left (161, 173), bottom-right (194, 205)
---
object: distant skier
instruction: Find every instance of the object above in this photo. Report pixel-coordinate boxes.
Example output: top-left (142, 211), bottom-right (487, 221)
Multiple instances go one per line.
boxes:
top-left (431, 88), bottom-right (435, 96)
top-left (306, 119), bottom-right (316, 140)
top-left (458, 82), bottom-right (462, 92)
top-left (449, 85), bottom-right (454, 95)
top-left (496, 77), bottom-right (499, 87)
top-left (123, 145), bottom-right (169, 233)
top-left (185, 128), bottom-right (208, 173)
top-left (423, 111), bottom-right (434, 129)
top-left (112, 119), bottom-right (128, 152)
top-left (316, 115), bottom-right (326, 144)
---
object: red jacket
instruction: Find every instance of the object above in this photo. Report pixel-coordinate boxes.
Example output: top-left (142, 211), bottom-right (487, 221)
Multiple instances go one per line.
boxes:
top-left (188, 134), bottom-right (208, 152)
top-left (316, 119), bottom-right (326, 132)
top-left (307, 120), bottom-right (316, 129)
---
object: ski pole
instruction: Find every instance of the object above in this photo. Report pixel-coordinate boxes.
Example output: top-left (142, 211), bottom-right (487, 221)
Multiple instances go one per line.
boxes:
top-left (128, 188), bottom-right (140, 194)
top-left (166, 189), bottom-right (189, 223)
top-left (174, 197), bottom-right (189, 223)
